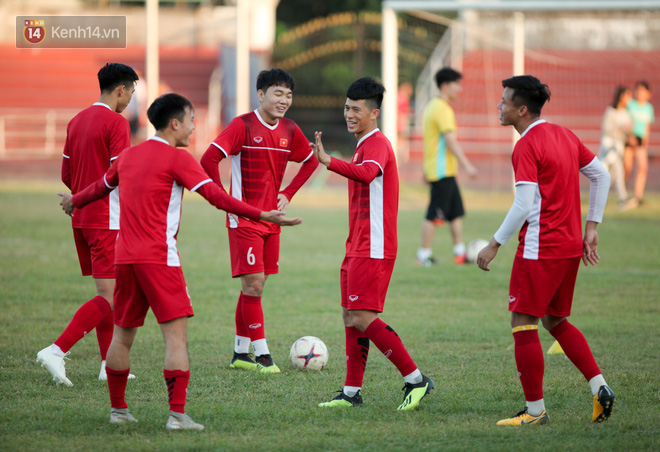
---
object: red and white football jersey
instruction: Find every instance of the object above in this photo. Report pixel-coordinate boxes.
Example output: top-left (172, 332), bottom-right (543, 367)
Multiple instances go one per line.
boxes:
top-left (203, 110), bottom-right (314, 233)
top-left (513, 121), bottom-right (597, 260)
top-left (62, 102), bottom-right (130, 229)
top-left (329, 129), bottom-right (398, 259)
top-left (94, 137), bottom-right (259, 266)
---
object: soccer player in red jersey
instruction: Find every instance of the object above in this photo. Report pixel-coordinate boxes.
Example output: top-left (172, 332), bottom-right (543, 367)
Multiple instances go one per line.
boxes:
top-left (201, 68), bottom-right (318, 373)
top-left (477, 75), bottom-right (615, 425)
top-left (37, 63), bottom-right (139, 386)
top-left (312, 77), bottom-right (433, 411)
top-left (59, 93), bottom-right (301, 429)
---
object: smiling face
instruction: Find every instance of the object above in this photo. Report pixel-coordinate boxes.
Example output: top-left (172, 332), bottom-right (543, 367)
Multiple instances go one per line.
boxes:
top-left (257, 84), bottom-right (293, 124)
top-left (344, 98), bottom-right (379, 140)
top-left (173, 106), bottom-right (195, 147)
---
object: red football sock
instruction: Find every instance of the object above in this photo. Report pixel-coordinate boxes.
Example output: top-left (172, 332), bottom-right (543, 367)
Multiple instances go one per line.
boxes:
top-left (344, 326), bottom-right (369, 387)
top-left (364, 319), bottom-right (417, 377)
top-left (235, 293), bottom-right (250, 338)
top-left (54, 296), bottom-right (111, 353)
top-left (96, 311), bottom-right (114, 361)
top-left (106, 366), bottom-right (129, 409)
top-left (164, 369), bottom-right (190, 414)
top-left (549, 320), bottom-right (601, 381)
top-left (513, 327), bottom-right (544, 401)
top-left (241, 294), bottom-right (265, 341)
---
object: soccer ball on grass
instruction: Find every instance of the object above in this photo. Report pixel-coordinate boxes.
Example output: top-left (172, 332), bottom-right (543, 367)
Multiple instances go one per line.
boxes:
top-left (289, 336), bottom-right (329, 371)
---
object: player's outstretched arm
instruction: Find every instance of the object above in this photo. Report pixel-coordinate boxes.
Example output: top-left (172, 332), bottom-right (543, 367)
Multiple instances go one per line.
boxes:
top-left (260, 210), bottom-right (302, 226)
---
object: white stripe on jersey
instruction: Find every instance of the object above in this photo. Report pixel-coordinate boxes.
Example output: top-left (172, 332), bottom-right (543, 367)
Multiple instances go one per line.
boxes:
top-left (109, 188), bottom-right (120, 230)
top-left (243, 145), bottom-right (291, 153)
top-left (190, 179), bottom-right (212, 193)
top-left (166, 181), bottom-right (184, 267)
top-left (369, 173), bottom-right (385, 259)
top-left (229, 154), bottom-right (242, 228)
top-left (210, 141), bottom-right (229, 158)
top-left (523, 184), bottom-right (542, 260)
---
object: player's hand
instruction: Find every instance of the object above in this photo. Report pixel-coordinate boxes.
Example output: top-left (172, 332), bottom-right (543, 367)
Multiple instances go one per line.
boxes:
top-left (310, 131), bottom-right (331, 167)
top-left (277, 193), bottom-right (290, 212)
top-left (465, 162), bottom-right (478, 178)
top-left (260, 210), bottom-right (302, 226)
top-left (477, 238), bottom-right (500, 271)
top-left (582, 221), bottom-right (600, 266)
top-left (57, 192), bottom-right (75, 216)
top-left (229, 213), bottom-right (239, 224)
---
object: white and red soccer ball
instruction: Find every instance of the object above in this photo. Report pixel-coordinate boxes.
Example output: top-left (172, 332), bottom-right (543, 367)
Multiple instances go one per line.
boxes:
top-left (289, 336), bottom-right (329, 371)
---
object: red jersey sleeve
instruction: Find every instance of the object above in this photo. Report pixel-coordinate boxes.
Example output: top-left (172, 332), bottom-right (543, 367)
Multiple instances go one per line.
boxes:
top-left (289, 124), bottom-right (314, 163)
top-left (201, 117), bottom-right (246, 186)
top-left (577, 138), bottom-right (597, 169)
top-left (71, 162), bottom-right (118, 209)
top-left (328, 157), bottom-right (381, 183)
top-left (512, 140), bottom-right (539, 184)
top-left (175, 150), bottom-right (261, 221)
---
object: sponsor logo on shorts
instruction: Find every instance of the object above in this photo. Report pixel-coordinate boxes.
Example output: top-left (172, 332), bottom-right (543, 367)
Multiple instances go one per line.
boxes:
top-left (249, 323), bottom-right (262, 329)
top-left (254, 136), bottom-right (263, 143)
top-left (348, 295), bottom-right (359, 302)
top-left (384, 349), bottom-right (392, 358)
top-left (509, 295), bottom-right (516, 303)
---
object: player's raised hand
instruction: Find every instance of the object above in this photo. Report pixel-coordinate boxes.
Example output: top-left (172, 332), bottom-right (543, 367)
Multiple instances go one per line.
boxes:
top-left (260, 210), bottom-right (302, 226)
top-left (310, 131), bottom-right (331, 167)
top-left (57, 192), bottom-right (75, 216)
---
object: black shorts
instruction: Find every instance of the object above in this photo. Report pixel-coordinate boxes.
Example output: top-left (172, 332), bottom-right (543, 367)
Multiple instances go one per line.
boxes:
top-left (425, 177), bottom-right (465, 222)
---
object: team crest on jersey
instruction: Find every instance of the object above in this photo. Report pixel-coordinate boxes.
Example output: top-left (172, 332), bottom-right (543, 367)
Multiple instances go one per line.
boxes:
top-left (279, 138), bottom-right (288, 147)
top-left (254, 136), bottom-right (263, 143)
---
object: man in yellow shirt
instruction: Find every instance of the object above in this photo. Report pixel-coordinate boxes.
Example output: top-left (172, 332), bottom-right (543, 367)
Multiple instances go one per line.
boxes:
top-left (417, 68), bottom-right (477, 266)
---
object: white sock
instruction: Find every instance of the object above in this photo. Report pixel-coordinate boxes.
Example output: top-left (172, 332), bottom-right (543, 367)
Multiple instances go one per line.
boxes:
top-left (526, 399), bottom-right (546, 416)
top-left (453, 242), bottom-right (466, 256)
top-left (50, 343), bottom-right (65, 357)
top-left (252, 339), bottom-right (270, 357)
top-left (404, 369), bottom-right (423, 384)
top-left (343, 386), bottom-right (361, 397)
top-left (234, 336), bottom-right (251, 354)
top-left (588, 374), bottom-right (607, 396)
top-left (417, 248), bottom-right (432, 261)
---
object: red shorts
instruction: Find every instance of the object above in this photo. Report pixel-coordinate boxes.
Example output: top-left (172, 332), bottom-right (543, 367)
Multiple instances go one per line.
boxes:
top-left (113, 263), bottom-right (194, 328)
top-left (340, 257), bottom-right (395, 313)
top-left (508, 256), bottom-right (581, 318)
top-left (73, 228), bottom-right (117, 279)
top-left (228, 227), bottom-right (280, 278)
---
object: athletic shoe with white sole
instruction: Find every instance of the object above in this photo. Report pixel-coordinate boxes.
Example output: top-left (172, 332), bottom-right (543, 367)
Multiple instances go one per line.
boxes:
top-left (398, 374), bottom-right (434, 411)
top-left (166, 411), bottom-right (204, 431)
top-left (255, 354), bottom-right (280, 374)
top-left (318, 390), bottom-right (363, 408)
top-left (36, 346), bottom-right (72, 387)
top-left (229, 352), bottom-right (258, 371)
top-left (593, 385), bottom-right (615, 422)
top-left (98, 360), bottom-right (136, 381)
top-left (496, 407), bottom-right (549, 426)
top-left (109, 407), bottom-right (138, 424)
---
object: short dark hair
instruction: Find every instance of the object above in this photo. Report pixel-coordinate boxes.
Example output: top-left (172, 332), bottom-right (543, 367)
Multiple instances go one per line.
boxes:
top-left (611, 85), bottom-right (630, 108)
top-left (635, 80), bottom-right (651, 91)
top-left (346, 77), bottom-right (385, 110)
top-left (501, 75), bottom-right (551, 115)
top-left (98, 63), bottom-right (139, 93)
top-left (435, 67), bottom-right (462, 89)
top-left (256, 68), bottom-right (295, 92)
top-left (147, 93), bottom-right (193, 131)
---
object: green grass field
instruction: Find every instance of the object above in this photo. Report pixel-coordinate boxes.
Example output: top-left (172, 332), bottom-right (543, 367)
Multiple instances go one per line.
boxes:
top-left (1, 182), bottom-right (658, 451)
